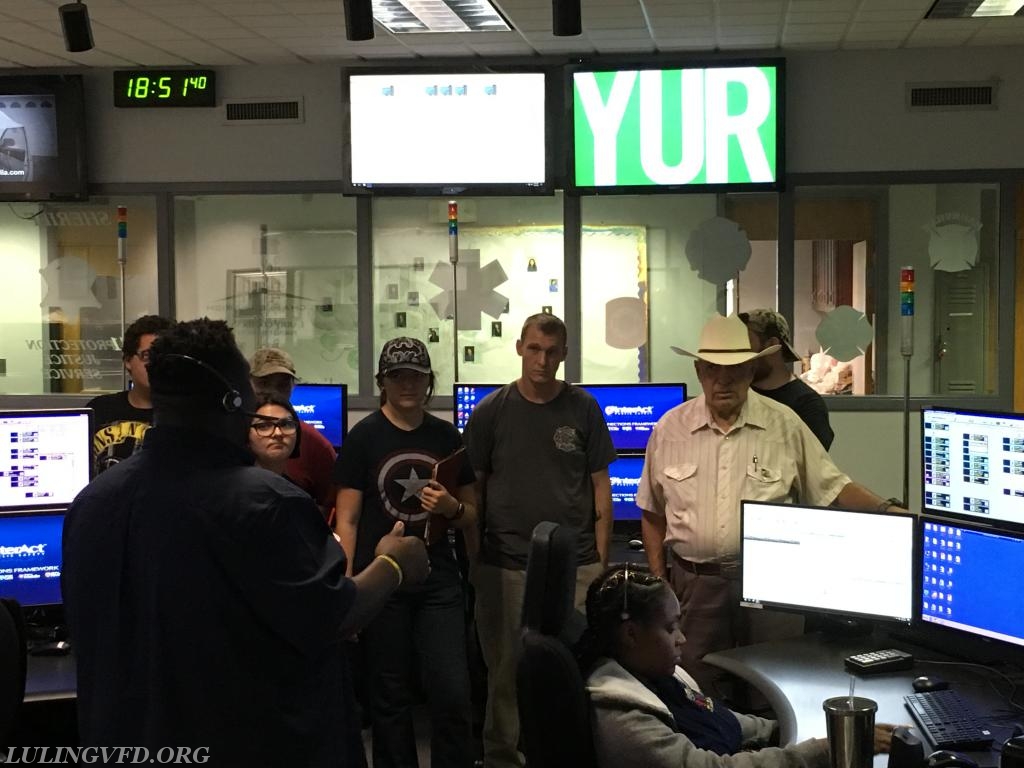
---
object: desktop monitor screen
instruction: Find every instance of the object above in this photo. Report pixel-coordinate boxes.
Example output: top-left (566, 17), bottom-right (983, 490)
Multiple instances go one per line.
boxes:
top-left (921, 407), bottom-right (1024, 528)
top-left (609, 455), bottom-right (645, 522)
top-left (453, 383), bottom-right (503, 433)
top-left (740, 501), bottom-right (916, 624)
top-left (0, 409), bottom-right (91, 513)
top-left (919, 517), bottom-right (1024, 650)
top-left (290, 384), bottom-right (348, 449)
top-left (0, 511), bottom-right (64, 607)
top-left (576, 383), bottom-right (686, 453)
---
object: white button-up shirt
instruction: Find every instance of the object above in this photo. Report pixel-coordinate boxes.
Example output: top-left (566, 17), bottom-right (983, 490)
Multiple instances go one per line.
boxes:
top-left (637, 389), bottom-right (850, 562)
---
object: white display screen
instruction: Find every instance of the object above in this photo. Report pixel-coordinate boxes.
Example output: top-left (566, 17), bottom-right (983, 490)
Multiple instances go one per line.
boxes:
top-left (922, 407), bottom-right (1024, 527)
top-left (0, 410), bottom-right (92, 512)
top-left (347, 72), bottom-right (547, 188)
top-left (741, 501), bottom-right (915, 624)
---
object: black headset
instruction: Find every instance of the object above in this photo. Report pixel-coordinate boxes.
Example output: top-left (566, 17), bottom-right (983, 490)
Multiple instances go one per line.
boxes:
top-left (161, 353), bottom-right (244, 413)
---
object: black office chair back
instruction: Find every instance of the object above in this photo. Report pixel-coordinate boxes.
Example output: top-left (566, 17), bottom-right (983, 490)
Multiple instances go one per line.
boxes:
top-left (517, 522), bottom-right (598, 768)
top-left (520, 520), bottom-right (576, 637)
top-left (0, 598), bottom-right (27, 749)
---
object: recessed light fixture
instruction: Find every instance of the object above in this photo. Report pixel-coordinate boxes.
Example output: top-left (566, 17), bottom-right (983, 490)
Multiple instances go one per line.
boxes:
top-left (371, 0), bottom-right (511, 33)
top-left (926, 0), bottom-right (1024, 18)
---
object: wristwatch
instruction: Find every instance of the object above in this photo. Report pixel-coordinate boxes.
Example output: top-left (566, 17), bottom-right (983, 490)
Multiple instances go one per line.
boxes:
top-left (451, 502), bottom-right (465, 520)
top-left (879, 497), bottom-right (903, 512)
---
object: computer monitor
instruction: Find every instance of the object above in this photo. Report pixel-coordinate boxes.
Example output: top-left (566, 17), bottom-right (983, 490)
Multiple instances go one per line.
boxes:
top-left (609, 455), bottom-right (645, 522)
top-left (919, 517), bottom-right (1024, 650)
top-left (921, 407), bottom-right (1024, 528)
top-left (453, 383), bottom-right (503, 433)
top-left (0, 408), bottom-right (91, 513)
top-left (290, 384), bottom-right (348, 449)
top-left (0, 511), bottom-right (65, 607)
top-left (740, 501), bottom-right (916, 625)
top-left (575, 383), bottom-right (686, 454)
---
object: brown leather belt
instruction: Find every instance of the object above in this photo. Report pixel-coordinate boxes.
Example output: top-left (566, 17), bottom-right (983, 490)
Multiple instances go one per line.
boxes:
top-left (671, 551), bottom-right (739, 578)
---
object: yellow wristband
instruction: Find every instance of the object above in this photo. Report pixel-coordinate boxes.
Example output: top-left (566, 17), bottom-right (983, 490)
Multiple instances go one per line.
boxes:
top-left (376, 554), bottom-right (403, 587)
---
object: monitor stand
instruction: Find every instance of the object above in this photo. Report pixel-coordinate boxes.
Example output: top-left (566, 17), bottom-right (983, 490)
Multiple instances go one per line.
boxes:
top-left (808, 613), bottom-right (874, 639)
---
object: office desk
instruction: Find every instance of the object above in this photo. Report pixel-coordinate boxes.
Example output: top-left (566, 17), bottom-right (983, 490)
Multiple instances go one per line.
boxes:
top-left (706, 633), bottom-right (1010, 768)
top-left (25, 653), bottom-right (76, 702)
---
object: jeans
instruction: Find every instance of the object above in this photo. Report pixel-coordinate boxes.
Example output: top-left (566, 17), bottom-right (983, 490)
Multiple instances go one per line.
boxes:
top-left (361, 553), bottom-right (474, 768)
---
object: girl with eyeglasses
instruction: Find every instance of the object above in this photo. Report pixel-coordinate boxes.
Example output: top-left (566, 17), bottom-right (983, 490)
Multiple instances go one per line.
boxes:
top-left (578, 566), bottom-right (895, 768)
top-left (248, 395), bottom-right (302, 477)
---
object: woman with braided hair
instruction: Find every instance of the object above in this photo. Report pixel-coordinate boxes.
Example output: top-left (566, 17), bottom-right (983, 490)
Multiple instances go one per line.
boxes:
top-left (578, 566), bottom-right (895, 768)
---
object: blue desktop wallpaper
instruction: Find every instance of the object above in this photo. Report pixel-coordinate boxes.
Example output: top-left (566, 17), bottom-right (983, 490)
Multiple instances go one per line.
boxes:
top-left (291, 384), bottom-right (347, 448)
top-left (0, 513), bottom-right (64, 607)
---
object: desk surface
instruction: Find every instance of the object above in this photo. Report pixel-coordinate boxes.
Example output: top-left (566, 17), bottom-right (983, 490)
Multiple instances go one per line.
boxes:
top-left (25, 653), bottom-right (76, 703)
top-left (706, 633), bottom-right (1011, 768)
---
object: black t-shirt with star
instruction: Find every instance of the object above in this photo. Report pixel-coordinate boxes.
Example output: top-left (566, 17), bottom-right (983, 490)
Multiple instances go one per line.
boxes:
top-left (333, 409), bottom-right (474, 574)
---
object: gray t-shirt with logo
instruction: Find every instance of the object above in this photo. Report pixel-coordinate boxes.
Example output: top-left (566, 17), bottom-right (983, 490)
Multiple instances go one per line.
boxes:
top-left (465, 382), bottom-right (615, 570)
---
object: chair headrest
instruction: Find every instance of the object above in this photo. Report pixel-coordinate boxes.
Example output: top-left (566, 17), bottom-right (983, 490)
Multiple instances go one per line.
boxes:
top-left (521, 521), bottom-right (577, 636)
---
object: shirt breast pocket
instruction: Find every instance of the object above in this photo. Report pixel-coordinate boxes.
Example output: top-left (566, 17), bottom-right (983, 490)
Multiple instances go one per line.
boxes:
top-left (744, 465), bottom-right (786, 502)
top-left (661, 463), bottom-right (698, 520)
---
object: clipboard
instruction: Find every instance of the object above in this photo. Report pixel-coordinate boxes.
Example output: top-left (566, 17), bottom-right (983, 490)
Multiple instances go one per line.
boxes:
top-left (424, 447), bottom-right (467, 545)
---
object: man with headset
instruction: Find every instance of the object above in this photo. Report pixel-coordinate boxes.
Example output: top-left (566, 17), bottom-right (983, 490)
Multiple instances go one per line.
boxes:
top-left (63, 318), bottom-right (429, 766)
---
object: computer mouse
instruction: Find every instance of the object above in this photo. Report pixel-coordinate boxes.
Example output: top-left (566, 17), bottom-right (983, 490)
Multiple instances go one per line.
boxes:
top-left (913, 675), bottom-right (950, 693)
top-left (926, 750), bottom-right (978, 768)
top-left (627, 539), bottom-right (644, 551)
top-left (29, 640), bottom-right (72, 656)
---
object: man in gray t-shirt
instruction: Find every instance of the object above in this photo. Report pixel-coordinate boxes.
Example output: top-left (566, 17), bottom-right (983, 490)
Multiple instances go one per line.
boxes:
top-left (465, 313), bottom-right (614, 768)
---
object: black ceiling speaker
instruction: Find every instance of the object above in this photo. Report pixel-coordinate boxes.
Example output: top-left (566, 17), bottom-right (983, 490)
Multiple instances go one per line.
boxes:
top-left (344, 0), bottom-right (375, 41)
top-left (553, 0), bottom-right (582, 36)
top-left (59, 1), bottom-right (94, 52)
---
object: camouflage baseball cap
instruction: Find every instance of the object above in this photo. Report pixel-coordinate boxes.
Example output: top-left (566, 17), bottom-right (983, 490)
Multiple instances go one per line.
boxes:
top-left (378, 337), bottom-right (432, 375)
top-left (739, 309), bottom-right (801, 363)
top-left (250, 347), bottom-right (297, 378)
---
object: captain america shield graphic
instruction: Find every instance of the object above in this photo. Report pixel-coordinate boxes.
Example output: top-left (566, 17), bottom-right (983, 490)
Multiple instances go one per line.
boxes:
top-left (376, 450), bottom-right (437, 524)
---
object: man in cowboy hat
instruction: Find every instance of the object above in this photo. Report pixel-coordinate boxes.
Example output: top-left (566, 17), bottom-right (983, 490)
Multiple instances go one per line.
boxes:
top-left (637, 313), bottom-right (903, 695)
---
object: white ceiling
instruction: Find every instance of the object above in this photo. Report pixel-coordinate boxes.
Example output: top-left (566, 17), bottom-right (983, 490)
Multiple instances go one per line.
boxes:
top-left (0, 0), bottom-right (1023, 69)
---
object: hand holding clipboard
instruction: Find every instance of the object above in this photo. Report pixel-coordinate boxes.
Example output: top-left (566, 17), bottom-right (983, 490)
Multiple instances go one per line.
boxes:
top-left (421, 447), bottom-right (467, 545)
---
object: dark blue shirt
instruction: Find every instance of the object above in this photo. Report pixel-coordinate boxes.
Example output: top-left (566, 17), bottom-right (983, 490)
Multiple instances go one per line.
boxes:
top-left (63, 426), bottom-right (360, 767)
top-left (645, 675), bottom-right (743, 756)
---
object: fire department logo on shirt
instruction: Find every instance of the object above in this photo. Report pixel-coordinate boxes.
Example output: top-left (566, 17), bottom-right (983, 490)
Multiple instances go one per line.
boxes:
top-left (553, 425), bottom-right (582, 453)
top-left (376, 450), bottom-right (436, 524)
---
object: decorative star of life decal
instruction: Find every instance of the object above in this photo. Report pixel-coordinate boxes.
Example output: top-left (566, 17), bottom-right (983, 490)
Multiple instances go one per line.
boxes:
top-left (428, 249), bottom-right (509, 332)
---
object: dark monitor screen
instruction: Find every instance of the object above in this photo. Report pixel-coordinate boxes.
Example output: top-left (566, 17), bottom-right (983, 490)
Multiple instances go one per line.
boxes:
top-left (0, 511), bottom-right (64, 607)
top-left (576, 383), bottom-right (686, 453)
top-left (919, 517), bottom-right (1024, 650)
top-left (609, 455), bottom-right (645, 521)
top-left (453, 383), bottom-right (503, 433)
top-left (921, 407), bottom-right (1024, 528)
top-left (0, 408), bottom-right (92, 513)
top-left (741, 501), bottom-right (916, 624)
top-left (291, 384), bottom-right (348, 449)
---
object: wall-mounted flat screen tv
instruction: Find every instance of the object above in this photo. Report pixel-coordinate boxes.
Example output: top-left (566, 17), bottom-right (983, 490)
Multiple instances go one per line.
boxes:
top-left (345, 70), bottom-right (550, 195)
top-left (0, 75), bottom-right (88, 202)
top-left (569, 60), bottom-right (783, 194)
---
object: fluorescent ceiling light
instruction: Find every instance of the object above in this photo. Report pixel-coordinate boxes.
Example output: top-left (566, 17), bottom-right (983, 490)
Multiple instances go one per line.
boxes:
top-left (371, 0), bottom-right (511, 32)
top-left (971, 0), bottom-right (1024, 15)
top-left (926, 0), bottom-right (1024, 17)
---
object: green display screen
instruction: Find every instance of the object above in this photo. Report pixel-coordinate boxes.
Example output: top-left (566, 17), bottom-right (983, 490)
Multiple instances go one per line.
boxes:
top-left (113, 70), bottom-right (216, 108)
top-left (572, 64), bottom-right (780, 190)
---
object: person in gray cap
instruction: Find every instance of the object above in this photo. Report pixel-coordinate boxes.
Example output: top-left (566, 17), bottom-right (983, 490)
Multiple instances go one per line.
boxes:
top-left (639, 313), bottom-right (904, 697)
top-left (250, 347), bottom-right (338, 519)
top-left (739, 308), bottom-right (834, 449)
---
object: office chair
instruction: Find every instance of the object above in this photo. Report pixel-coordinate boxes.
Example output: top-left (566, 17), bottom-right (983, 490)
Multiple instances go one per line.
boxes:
top-left (516, 522), bottom-right (598, 768)
top-left (0, 598), bottom-right (28, 749)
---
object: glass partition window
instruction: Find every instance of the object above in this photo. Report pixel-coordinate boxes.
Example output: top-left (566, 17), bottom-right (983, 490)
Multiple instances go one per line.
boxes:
top-left (174, 194), bottom-right (358, 390)
top-left (580, 193), bottom-right (778, 391)
top-left (371, 195), bottom-right (565, 394)
top-left (794, 183), bottom-right (1000, 397)
top-left (0, 197), bottom-right (158, 395)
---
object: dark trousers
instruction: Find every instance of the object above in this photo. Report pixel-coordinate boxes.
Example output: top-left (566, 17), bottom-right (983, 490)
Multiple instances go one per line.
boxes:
top-left (361, 554), bottom-right (473, 768)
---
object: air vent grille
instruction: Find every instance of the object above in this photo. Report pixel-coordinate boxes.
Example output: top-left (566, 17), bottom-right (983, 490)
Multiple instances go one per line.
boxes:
top-left (907, 82), bottom-right (996, 111)
top-left (223, 98), bottom-right (304, 125)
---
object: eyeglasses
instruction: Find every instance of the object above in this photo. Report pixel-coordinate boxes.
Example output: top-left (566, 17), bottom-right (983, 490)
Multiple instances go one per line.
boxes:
top-left (250, 418), bottom-right (298, 437)
top-left (383, 369), bottom-right (428, 382)
top-left (135, 349), bottom-right (152, 362)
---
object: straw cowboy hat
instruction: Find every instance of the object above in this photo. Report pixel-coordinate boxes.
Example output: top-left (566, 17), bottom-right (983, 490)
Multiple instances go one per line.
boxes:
top-left (671, 313), bottom-right (780, 366)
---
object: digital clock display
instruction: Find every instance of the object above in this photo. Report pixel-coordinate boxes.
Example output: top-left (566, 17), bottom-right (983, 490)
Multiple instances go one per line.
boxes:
top-left (113, 70), bottom-right (216, 108)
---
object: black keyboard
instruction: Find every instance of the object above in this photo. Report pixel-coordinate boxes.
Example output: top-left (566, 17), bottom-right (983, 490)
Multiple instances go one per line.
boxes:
top-left (904, 690), bottom-right (995, 751)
